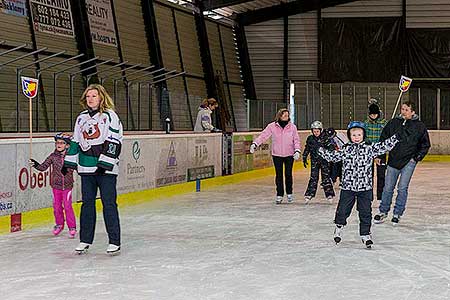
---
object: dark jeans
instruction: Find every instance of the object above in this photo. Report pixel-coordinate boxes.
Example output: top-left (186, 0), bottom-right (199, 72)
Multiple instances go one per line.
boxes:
top-left (305, 159), bottom-right (335, 198)
top-left (80, 175), bottom-right (121, 246)
top-left (372, 157), bottom-right (387, 200)
top-left (335, 189), bottom-right (373, 236)
top-left (272, 156), bottom-right (294, 197)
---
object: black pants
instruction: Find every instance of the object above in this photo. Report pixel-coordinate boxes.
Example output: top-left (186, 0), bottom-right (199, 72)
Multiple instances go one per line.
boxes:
top-left (80, 175), bottom-right (121, 246)
top-left (335, 190), bottom-right (373, 236)
top-left (373, 157), bottom-right (387, 200)
top-left (305, 159), bottom-right (335, 198)
top-left (272, 156), bottom-right (294, 196)
top-left (330, 161), bottom-right (342, 184)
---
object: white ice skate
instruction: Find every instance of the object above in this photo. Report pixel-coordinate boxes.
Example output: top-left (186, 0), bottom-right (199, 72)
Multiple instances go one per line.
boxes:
top-left (106, 244), bottom-right (121, 255)
top-left (326, 196), bottom-right (334, 204)
top-left (304, 196), bottom-right (313, 204)
top-left (75, 242), bottom-right (91, 254)
top-left (275, 196), bottom-right (283, 205)
top-left (287, 194), bottom-right (294, 203)
top-left (373, 212), bottom-right (388, 224)
top-left (333, 225), bottom-right (343, 244)
top-left (361, 235), bottom-right (373, 249)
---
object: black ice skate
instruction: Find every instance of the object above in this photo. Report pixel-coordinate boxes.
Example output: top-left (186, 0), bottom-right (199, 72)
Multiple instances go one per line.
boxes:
top-left (361, 235), bottom-right (373, 249)
top-left (391, 215), bottom-right (400, 226)
top-left (373, 212), bottom-right (388, 224)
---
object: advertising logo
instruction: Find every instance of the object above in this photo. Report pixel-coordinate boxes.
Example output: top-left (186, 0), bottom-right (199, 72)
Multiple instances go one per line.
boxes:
top-left (132, 141), bottom-right (140, 162)
top-left (167, 141), bottom-right (177, 168)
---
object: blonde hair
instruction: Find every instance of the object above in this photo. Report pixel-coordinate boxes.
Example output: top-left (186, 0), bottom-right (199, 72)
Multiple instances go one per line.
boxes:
top-left (274, 108), bottom-right (290, 121)
top-left (201, 98), bottom-right (218, 108)
top-left (80, 84), bottom-right (115, 113)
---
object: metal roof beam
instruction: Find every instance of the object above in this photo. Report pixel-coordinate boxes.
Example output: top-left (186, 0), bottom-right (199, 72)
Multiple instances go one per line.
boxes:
top-left (203, 0), bottom-right (254, 10)
top-left (236, 0), bottom-right (361, 26)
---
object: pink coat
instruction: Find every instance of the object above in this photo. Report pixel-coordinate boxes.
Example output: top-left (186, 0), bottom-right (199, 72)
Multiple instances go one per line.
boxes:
top-left (253, 122), bottom-right (301, 157)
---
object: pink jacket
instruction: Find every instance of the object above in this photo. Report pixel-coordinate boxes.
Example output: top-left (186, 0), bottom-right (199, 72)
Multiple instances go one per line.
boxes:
top-left (253, 122), bottom-right (301, 157)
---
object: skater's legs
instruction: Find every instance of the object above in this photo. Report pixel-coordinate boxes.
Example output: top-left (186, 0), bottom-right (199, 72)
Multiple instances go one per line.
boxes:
top-left (284, 157), bottom-right (294, 195)
top-left (320, 161), bottom-right (335, 198)
top-left (376, 157), bottom-right (387, 200)
top-left (356, 190), bottom-right (373, 235)
top-left (393, 160), bottom-right (417, 216)
top-left (62, 189), bottom-right (76, 229)
top-left (52, 189), bottom-right (64, 226)
top-left (305, 160), bottom-right (320, 197)
top-left (98, 175), bottom-right (121, 246)
top-left (379, 166), bottom-right (401, 214)
top-left (80, 176), bottom-right (98, 244)
top-left (272, 156), bottom-right (285, 197)
top-left (334, 190), bottom-right (356, 226)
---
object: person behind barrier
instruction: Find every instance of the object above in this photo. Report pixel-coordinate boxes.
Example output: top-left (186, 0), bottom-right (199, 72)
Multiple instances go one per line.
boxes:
top-left (194, 98), bottom-right (221, 133)
top-left (29, 132), bottom-right (76, 238)
top-left (249, 108), bottom-right (301, 204)
top-left (64, 84), bottom-right (123, 255)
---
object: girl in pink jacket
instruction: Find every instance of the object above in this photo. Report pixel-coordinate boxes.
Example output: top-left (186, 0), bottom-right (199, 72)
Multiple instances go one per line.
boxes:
top-left (29, 133), bottom-right (76, 238)
top-left (250, 108), bottom-right (301, 204)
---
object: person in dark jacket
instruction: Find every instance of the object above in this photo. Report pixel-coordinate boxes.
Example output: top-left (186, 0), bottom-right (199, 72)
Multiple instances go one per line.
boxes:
top-left (303, 121), bottom-right (335, 204)
top-left (374, 101), bottom-right (431, 225)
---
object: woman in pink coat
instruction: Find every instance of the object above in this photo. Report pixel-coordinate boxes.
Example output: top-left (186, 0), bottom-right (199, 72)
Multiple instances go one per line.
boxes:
top-left (250, 108), bottom-right (301, 204)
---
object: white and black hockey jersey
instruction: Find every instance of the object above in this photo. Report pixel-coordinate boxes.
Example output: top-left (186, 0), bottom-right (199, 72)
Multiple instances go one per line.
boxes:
top-left (64, 109), bottom-right (123, 175)
top-left (319, 135), bottom-right (398, 191)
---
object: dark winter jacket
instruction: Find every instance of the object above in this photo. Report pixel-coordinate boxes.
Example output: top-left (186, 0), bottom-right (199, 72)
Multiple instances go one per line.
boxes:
top-left (379, 114), bottom-right (431, 170)
top-left (35, 151), bottom-right (74, 190)
top-left (303, 134), bottom-right (333, 162)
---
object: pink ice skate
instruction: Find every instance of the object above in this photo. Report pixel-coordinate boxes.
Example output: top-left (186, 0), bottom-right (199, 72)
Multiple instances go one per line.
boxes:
top-left (68, 228), bottom-right (77, 239)
top-left (53, 224), bottom-right (64, 236)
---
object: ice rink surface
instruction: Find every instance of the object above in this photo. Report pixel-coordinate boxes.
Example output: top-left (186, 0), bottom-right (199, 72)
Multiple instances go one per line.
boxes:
top-left (1, 162), bottom-right (449, 300)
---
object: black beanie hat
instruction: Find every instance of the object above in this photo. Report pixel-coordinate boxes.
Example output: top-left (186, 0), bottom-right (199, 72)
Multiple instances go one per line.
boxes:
top-left (368, 103), bottom-right (381, 115)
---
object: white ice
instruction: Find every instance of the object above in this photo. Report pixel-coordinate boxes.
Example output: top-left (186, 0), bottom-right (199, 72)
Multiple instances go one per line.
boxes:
top-left (1, 162), bottom-right (450, 300)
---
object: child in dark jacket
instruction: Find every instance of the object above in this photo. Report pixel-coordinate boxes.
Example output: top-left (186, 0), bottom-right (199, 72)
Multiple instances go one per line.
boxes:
top-left (319, 121), bottom-right (403, 248)
top-left (303, 121), bottom-right (335, 204)
top-left (30, 133), bottom-right (76, 238)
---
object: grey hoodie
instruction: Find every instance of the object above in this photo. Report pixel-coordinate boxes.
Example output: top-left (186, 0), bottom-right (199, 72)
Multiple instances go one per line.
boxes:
top-left (194, 106), bottom-right (215, 132)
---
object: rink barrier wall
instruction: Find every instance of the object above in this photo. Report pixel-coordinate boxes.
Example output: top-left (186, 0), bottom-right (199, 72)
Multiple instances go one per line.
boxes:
top-left (0, 130), bottom-right (449, 234)
top-left (0, 161), bottom-right (305, 234)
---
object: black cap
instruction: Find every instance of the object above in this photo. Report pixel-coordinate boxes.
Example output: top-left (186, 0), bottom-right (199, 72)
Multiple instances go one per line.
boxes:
top-left (368, 103), bottom-right (381, 115)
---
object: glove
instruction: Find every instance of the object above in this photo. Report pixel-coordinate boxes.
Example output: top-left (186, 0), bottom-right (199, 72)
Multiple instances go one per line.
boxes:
top-left (303, 157), bottom-right (308, 168)
top-left (29, 159), bottom-right (39, 168)
top-left (293, 151), bottom-right (300, 161)
top-left (95, 167), bottom-right (106, 175)
top-left (212, 128), bottom-right (222, 133)
top-left (249, 143), bottom-right (257, 154)
top-left (61, 166), bottom-right (68, 175)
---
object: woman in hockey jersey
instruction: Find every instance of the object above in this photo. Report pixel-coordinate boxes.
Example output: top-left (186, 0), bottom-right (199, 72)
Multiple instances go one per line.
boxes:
top-left (64, 84), bottom-right (123, 255)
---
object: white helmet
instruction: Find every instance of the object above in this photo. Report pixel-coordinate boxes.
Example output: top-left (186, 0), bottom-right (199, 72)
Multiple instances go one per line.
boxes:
top-left (310, 121), bottom-right (323, 130)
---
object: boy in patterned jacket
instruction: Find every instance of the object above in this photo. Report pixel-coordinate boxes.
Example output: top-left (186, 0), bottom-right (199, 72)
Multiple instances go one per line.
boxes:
top-left (318, 121), bottom-right (404, 248)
